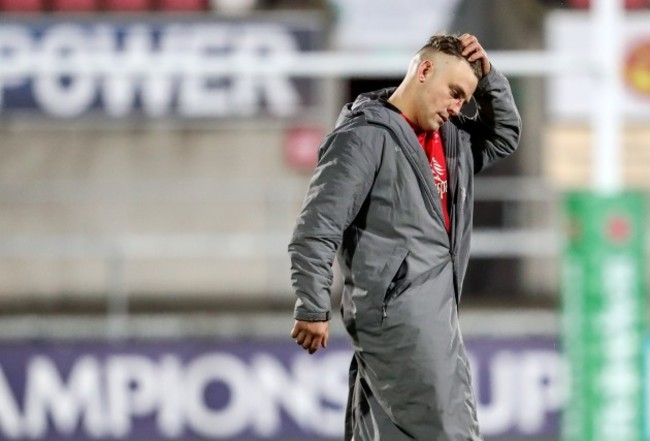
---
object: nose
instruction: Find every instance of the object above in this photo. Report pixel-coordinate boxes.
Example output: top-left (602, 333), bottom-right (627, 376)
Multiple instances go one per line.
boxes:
top-left (448, 99), bottom-right (463, 116)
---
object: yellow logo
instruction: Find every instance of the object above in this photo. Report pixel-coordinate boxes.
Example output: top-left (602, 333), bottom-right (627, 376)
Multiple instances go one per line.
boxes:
top-left (625, 40), bottom-right (650, 97)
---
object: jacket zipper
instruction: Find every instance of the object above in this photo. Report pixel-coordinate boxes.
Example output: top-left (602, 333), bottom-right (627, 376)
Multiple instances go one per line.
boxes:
top-left (441, 124), bottom-right (460, 251)
top-left (382, 280), bottom-right (397, 318)
top-left (382, 280), bottom-right (411, 318)
top-left (441, 126), bottom-right (462, 305)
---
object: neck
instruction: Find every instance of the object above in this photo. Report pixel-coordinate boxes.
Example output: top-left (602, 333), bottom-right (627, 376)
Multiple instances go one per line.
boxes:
top-left (388, 85), bottom-right (417, 126)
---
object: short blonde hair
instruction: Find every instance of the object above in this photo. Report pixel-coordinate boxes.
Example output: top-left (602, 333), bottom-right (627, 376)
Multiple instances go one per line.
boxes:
top-left (419, 34), bottom-right (483, 81)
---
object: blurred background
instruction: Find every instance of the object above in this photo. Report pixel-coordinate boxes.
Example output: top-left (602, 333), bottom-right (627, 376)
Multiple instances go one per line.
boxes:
top-left (0, 0), bottom-right (647, 440)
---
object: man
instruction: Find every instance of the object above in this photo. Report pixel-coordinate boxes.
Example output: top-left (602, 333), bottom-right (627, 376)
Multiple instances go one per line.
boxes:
top-left (288, 33), bottom-right (521, 440)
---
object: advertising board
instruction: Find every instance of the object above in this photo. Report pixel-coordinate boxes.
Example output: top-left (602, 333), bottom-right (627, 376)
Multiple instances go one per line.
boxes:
top-left (546, 11), bottom-right (650, 121)
top-left (0, 336), bottom-right (563, 440)
top-left (0, 19), bottom-right (324, 119)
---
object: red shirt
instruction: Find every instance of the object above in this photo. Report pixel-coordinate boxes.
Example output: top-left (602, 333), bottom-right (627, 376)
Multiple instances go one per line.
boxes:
top-left (401, 115), bottom-right (451, 232)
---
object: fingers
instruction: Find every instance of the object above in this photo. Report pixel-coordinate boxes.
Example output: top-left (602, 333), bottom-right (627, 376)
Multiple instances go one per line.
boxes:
top-left (302, 333), bottom-right (314, 350)
top-left (293, 329), bottom-right (317, 353)
top-left (308, 332), bottom-right (329, 354)
top-left (294, 329), bottom-right (306, 345)
top-left (309, 336), bottom-right (322, 354)
top-left (459, 33), bottom-right (490, 77)
top-left (308, 329), bottom-right (329, 354)
top-left (460, 34), bottom-right (483, 61)
top-left (291, 326), bottom-right (316, 351)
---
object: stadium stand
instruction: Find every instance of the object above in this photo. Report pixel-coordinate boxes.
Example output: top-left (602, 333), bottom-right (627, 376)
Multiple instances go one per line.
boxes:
top-left (0, 0), bottom-right (44, 12)
top-left (567, 0), bottom-right (648, 7)
top-left (158, 0), bottom-right (206, 12)
top-left (0, 0), bottom-right (212, 13)
top-left (104, 0), bottom-right (152, 12)
top-left (50, 0), bottom-right (99, 12)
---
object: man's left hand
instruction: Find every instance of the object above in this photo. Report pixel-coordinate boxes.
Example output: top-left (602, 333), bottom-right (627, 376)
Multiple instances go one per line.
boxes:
top-left (460, 34), bottom-right (491, 77)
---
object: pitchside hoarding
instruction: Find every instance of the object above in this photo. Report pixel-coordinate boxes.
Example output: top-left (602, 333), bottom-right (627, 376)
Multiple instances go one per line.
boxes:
top-left (0, 19), bottom-right (324, 119)
top-left (561, 193), bottom-right (646, 441)
top-left (0, 337), bottom-right (564, 440)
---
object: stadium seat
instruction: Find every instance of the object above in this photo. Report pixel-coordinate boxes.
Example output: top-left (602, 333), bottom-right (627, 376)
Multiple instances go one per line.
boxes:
top-left (158, 0), bottom-right (206, 12)
top-left (50, 0), bottom-right (98, 12)
top-left (0, 0), bottom-right (44, 12)
top-left (104, 0), bottom-right (152, 12)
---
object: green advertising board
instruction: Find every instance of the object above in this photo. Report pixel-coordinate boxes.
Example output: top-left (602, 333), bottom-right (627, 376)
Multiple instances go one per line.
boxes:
top-left (561, 192), bottom-right (646, 441)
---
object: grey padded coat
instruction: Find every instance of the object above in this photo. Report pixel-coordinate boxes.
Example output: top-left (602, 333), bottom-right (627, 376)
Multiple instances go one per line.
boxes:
top-left (289, 66), bottom-right (522, 441)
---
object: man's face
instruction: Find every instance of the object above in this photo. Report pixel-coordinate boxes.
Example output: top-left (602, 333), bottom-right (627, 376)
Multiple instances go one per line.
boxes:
top-left (414, 53), bottom-right (479, 132)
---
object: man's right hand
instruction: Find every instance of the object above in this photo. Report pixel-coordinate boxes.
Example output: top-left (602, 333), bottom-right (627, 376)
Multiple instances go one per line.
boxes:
top-left (291, 320), bottom-right (329, 354)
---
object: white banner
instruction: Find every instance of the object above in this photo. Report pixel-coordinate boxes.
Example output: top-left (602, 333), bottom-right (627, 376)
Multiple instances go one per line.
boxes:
top-left (328, 0), bottom-right (461, 51)
top-left (546, 11), bottom-right (650, 121)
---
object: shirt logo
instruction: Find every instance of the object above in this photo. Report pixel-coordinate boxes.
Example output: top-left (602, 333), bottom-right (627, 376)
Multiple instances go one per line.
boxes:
top-left (431, 157), bottom-right (448, 198)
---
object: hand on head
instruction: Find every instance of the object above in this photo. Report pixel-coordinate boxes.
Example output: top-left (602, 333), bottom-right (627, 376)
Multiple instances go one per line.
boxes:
top-left (459, 34), bottom-right (491, 77)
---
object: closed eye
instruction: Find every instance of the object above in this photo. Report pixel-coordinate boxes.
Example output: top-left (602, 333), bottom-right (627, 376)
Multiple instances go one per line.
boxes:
top-left (450, 85), bottom-right (470, 104)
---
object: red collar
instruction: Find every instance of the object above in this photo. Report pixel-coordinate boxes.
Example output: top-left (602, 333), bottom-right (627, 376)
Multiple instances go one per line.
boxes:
top-left (400, 114), bottom-right (439, 137)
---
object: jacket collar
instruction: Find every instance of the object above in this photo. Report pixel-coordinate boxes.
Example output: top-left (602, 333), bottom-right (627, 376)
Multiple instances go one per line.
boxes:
top-left (338, 88), bottom-right (423, 147)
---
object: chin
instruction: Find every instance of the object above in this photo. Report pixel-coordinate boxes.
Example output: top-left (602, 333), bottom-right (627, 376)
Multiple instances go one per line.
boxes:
top-left (426, 117), bottom-right (442, 131)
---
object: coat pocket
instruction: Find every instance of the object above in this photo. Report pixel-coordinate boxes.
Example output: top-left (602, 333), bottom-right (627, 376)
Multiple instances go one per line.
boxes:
top-left (348, 240), bottom-right (409, 327)
top-left (379, 247), bottom-right (410, 318)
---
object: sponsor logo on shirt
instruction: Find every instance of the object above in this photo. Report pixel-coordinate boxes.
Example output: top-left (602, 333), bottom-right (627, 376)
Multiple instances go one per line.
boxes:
top-left (431, 157), bottom-right (448, 198)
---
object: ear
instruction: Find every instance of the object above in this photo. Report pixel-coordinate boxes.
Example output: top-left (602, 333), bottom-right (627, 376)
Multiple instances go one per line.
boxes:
top-left (418, 60), bottom-right (433, 82)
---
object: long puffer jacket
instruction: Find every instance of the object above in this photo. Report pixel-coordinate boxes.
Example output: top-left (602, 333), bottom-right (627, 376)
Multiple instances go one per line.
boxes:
top-left (289, 66), bottom-right (522, 440)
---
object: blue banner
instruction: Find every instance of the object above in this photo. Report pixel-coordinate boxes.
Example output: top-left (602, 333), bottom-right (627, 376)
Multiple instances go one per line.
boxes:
top-left (0, 336), bottom-right (565, 440)
top-left (0, 19), bottom-right (324, 119)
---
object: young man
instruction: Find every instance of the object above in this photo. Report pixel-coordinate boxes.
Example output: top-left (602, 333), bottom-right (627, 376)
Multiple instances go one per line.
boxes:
top-left (288, 33), bottom-right (521, 440)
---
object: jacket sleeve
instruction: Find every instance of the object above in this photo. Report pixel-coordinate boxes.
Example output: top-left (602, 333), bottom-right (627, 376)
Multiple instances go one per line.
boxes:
top-left (288, 129), bottom-right (380, 321)
top-left (459, 66), bottom-right (522, 173)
